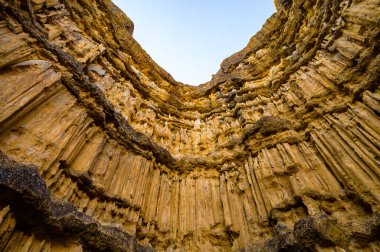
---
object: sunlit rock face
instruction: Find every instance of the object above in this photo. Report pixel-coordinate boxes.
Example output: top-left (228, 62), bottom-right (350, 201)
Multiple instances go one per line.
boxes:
top-left (0, 0), bottom-right (379, 251)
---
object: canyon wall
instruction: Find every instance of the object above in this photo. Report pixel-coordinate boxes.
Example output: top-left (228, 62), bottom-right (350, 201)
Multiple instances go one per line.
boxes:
top-left (0, 0), bottom-right (379, 251)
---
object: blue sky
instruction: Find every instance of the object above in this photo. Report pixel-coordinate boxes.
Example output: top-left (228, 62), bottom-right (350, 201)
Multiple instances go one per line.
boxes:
top-left (113, 1), bottom-right (276, 85)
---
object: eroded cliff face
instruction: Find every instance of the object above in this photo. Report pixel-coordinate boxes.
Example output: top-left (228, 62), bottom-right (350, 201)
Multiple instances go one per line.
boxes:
top-left (0, 0), bottom-right (379, 251)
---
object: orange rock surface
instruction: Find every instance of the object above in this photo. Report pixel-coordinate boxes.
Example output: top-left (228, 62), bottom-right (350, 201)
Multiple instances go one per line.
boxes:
top-left (0, 0), bottom-right (379, 251)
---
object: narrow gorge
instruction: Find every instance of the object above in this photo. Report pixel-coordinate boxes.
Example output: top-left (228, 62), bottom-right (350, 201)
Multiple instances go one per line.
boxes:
top-left (0, 0), bottom-right (379, 251)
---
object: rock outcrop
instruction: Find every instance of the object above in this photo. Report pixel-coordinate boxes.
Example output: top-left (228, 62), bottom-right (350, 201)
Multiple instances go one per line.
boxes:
top-left (0, 0), bottom-right (379, 251)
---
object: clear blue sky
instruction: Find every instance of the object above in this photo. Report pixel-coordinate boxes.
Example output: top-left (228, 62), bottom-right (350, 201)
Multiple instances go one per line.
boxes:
top-left (113, 1), bottom-right (276, 85)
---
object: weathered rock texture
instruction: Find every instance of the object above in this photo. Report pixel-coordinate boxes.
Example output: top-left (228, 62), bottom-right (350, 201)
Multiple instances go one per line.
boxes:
top-left (0, 0), bottom-right (379, 251)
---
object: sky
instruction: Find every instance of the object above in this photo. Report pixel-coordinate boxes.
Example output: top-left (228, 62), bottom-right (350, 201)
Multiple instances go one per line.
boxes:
top-left (113, 1), bottom-right (276, 85)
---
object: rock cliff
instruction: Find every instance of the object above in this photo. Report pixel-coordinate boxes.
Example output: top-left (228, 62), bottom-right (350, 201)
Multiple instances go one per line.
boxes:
top-left (0, 0), bottom-right (379, 251)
